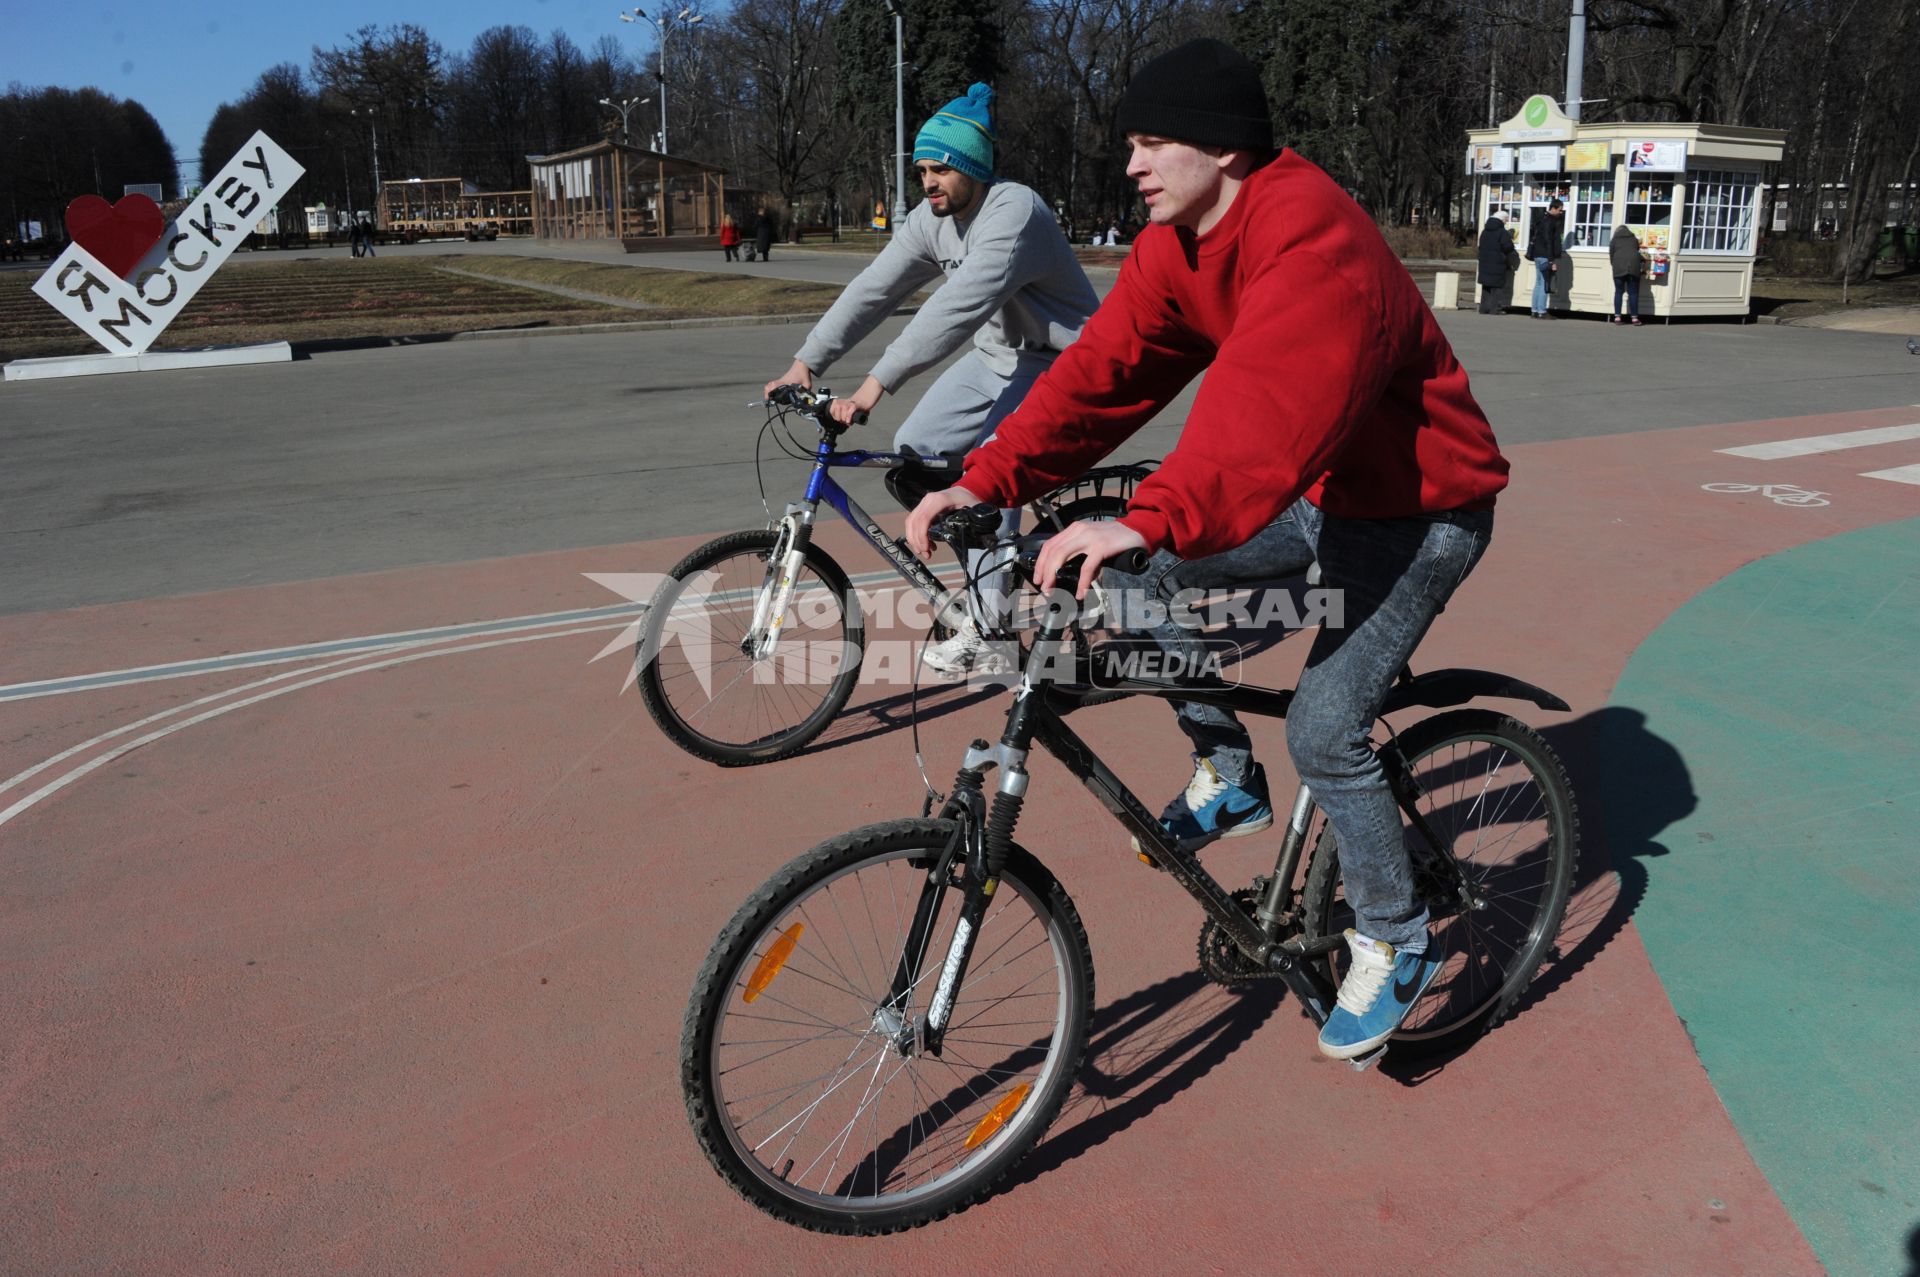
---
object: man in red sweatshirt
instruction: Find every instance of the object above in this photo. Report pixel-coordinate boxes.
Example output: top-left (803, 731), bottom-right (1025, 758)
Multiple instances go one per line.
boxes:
top-left (903, 38), bottom-right (1510, 1060)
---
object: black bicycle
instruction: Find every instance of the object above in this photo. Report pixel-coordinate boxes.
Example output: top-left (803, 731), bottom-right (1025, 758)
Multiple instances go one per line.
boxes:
top-left (638, 385), bottom-right (1150, 765)
top-left (680, 507), bottom-right (1580, 1233)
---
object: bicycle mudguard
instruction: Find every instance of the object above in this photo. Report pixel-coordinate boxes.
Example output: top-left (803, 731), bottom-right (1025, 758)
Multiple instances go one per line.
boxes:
top-left (1377, 667), bottom-right (1570, 716)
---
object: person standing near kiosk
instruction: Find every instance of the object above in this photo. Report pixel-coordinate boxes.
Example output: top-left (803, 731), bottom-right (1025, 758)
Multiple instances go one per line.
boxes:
top-left (1527, 197), bottom-right (1565, 318)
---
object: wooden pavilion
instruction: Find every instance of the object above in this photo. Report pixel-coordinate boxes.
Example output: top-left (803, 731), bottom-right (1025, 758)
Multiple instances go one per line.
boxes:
top-left (527, 141), bottom-right (726, 245)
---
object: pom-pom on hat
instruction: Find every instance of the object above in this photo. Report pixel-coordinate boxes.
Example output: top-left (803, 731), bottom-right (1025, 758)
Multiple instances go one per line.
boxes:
top-left (913, 82), bottom-right (996, 181)
top-left (1116, 39), bottom-right (1274, 154)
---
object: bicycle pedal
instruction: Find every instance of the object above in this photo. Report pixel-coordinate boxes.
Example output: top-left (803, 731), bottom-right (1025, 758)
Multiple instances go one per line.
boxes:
top-left (1346, 1044), bottom-right (1389, 1073)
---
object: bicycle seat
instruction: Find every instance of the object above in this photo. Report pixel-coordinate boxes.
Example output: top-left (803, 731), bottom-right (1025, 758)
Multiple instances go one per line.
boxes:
top-left (885, 448), bottom-right (970, 511)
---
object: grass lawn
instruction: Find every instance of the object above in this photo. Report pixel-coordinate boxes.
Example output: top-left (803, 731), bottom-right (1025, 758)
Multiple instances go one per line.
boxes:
top-left (1750, 267), bottom-right (1920, 320)
top-left (0, 254), bottom-right (849, 363)
top-left (433, 255), bottom-right (846, 312)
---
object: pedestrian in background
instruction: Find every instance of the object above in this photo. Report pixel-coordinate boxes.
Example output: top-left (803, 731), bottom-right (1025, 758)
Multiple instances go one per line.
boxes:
top-left (720, 214), bottom-right (741, 262)
top-left (1527, 197), bottom-right (1565, 317)
top-left (1609, 224), bottom-right (1644, 325)
top-left (1477, 211), bottom-right (1519, 314)
top-left (752, 210), bottom-right (775, 262)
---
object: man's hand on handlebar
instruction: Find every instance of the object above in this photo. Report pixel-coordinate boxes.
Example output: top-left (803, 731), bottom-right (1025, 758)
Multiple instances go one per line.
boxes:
top-left (906, 486), bottom-right (985, 558)
top-left (764, 360), bottom-right (813, 400)
top-left (828, 376), bottom-right (885, 427)
top-left (1035, 518), bottom-right (1150, 600)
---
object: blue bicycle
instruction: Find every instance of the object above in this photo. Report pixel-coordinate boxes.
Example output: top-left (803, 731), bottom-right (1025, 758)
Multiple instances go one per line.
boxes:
top-left (637, 385), bottom-right (1150, 765)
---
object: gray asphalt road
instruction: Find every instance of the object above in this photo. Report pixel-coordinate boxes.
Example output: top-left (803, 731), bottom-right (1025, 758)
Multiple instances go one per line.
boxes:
top-left (4, 308), bottom-right (1918, 616)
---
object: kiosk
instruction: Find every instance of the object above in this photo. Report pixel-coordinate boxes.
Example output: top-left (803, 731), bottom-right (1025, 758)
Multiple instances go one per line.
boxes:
top-left (1467, 96), bottom-right (1785, 319)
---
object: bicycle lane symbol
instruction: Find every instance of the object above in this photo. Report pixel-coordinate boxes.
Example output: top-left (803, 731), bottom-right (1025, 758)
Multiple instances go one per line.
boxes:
top-left (1701, 482), bottom-right (1831, 508)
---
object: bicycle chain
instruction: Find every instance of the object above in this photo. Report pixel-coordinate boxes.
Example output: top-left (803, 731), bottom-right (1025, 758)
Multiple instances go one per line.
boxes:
top-left (1196, 886), bottom-right (1289, 987)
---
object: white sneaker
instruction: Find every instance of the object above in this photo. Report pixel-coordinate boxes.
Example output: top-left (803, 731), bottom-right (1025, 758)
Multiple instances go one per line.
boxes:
top-left (922, 621), bottom-right (1014, 678)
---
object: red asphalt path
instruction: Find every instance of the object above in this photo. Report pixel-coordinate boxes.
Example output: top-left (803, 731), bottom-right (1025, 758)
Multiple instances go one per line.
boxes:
top-left (5, 407), bottom-right (1916, 1274)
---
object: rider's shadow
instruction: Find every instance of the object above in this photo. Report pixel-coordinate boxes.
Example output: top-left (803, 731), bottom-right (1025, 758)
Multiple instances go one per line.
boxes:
top-left (1380, 704), bottom-right (1696, 1085)
top-left (1003, 971), bottom-right (1293, 1188)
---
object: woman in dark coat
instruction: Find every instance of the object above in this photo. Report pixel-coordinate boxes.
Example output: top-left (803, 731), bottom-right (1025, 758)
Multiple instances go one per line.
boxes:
top-left (1476, 214), bottom-right (1520, 314)
top-left (752, 211), bottom-right (775, 262)
top-left (1609, 225), bottom-right (1644, 324)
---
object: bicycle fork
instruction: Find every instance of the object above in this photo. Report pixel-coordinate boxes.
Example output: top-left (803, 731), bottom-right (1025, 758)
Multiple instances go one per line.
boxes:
top-left (875, 742), bottom-right (1023, 1059)
top-left (746, 503), bottom-right (818, 659)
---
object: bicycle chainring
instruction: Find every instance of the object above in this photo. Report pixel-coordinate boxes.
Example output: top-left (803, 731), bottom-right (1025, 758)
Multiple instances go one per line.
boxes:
top-left (1197, 887), bottom-right (1284, 987)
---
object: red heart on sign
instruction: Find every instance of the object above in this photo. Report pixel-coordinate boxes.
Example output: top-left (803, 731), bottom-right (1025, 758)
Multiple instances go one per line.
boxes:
top-left (64, 193), bottom-right (166, 280)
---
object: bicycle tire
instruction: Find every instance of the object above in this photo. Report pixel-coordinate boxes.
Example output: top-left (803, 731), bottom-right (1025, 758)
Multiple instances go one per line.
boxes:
top-left (1300, 709), bottom-right (1579, 1056)
top-left (682, 819), bottom-right (1093, 1235)
top-left (637, 529), bottom-right (863, 766)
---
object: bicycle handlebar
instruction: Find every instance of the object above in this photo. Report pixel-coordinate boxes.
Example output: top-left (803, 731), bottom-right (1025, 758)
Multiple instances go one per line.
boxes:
top-left (765, 382), bottom-right (868, 428)
top-left (932, 504), bottom-right (1149, 594)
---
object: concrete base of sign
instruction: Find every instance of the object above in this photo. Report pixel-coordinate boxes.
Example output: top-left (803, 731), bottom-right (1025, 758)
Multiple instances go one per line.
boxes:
top-left (1432, 271), bottom-right (1462, 310)
top-left (3, 342), bottom-right (294, 383)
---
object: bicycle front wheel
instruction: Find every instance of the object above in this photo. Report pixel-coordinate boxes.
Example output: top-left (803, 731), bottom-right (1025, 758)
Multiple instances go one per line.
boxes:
top-left (682, 820), bottom-right (1093, 1234)
top-left (637, 529), bottom-right (863, 766)
top-left (1301, 709), bottom-right (1579, 1056)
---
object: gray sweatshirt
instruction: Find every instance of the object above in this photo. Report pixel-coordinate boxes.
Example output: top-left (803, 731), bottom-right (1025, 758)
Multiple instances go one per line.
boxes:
top-left (794, 180), bottom-right (1098, 392)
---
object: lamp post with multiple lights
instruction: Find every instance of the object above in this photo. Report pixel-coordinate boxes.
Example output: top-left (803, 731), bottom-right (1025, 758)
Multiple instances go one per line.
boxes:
top-left (598, 95), bottom-right (651, 145)
top-left (616, 7), bottom-right (704, 155)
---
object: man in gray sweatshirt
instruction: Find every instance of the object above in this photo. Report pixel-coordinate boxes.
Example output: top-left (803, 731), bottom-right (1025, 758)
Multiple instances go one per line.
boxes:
top-left (763, 82), bottom-right (1097, 675)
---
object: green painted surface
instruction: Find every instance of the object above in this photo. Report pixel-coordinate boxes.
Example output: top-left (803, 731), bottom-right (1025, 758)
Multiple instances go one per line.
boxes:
top-left (1601, 518), bottom-right (1920, 1276)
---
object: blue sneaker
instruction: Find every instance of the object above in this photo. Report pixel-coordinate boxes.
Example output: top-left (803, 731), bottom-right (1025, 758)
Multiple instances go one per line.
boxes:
top-left (1135, 757), bottom-right (1273, 856)
top-left (1317, 930), bottom-right (1443, 1060)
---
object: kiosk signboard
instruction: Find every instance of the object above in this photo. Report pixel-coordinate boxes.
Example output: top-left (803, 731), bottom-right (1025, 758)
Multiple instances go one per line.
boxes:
top-left (1565, 142), bottom-right (1612, 171)
top-left (1471, 145), bottom-right (1517, 174)
top-left (1628, 140), bottom-right (1688, 171)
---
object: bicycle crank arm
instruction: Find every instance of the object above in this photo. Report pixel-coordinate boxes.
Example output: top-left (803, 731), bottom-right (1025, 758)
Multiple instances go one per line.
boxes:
top-left (1263, 946), bottom-right (1336, 1026)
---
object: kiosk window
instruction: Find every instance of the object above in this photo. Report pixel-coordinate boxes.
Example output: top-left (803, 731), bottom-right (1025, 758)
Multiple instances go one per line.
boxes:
top-left (1682, 169), bottom-right (1759, 254)
top-left (1626, 179), bottom-right (1674, 250)
top-left (1569, 172), bottom-right (1617, 247)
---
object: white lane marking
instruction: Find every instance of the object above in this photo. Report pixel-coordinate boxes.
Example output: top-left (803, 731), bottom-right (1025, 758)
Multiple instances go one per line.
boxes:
top-left (0, 644), bottom-right (411, 800)
top-left (1860, 464), bottom-right (1920, 486)
top-left (0, 564), bottom-right (957, 703)
top-left (0, 622), bottom-right (625, 831)
top-left (0, 561), bottom-right (978, 828)
top-left (1716, 422), bottom-right (1920, 460)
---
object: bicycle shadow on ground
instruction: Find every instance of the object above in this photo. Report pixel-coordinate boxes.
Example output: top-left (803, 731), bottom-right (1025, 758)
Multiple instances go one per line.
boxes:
top-left (1378, 704), bottom-right (1696, 1085)
top-left (1003, 970), bottom-right (1297, 1189)
top-left (789, 679), bottom-right (1008, 758)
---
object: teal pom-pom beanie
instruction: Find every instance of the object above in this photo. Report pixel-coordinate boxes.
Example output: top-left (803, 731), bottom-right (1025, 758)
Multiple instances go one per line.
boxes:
top-left (912, 82), bottom-right (996, 181)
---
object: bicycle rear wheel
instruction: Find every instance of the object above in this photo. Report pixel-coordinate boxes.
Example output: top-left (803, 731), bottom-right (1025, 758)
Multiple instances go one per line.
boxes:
top-left (1301, 709), bottom-right (1579, 1056)
top-left (638, 529), bottom-right (863, 766)
top-left (682, 820), bottom-right (1093, 1234)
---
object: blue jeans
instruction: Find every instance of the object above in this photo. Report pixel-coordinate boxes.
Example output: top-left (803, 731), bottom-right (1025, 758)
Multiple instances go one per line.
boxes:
top-left (1531, 257), bottom-right (1555, 313)
top-left (1612, 275), bottom-right (1640, 317)
top-left (1107, 498), bottom-right (1493, 949)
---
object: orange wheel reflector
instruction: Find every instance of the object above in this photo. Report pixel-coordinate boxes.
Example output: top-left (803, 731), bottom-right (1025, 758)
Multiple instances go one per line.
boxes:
top-left (963, 1083), bottom-right (1031, 1151)
top-left (742, 923), bottom-right (804, 1004)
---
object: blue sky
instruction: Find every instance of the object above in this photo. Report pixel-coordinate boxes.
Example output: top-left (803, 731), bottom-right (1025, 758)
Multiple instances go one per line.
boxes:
top-left (2, 0), bottom-right (683, 187)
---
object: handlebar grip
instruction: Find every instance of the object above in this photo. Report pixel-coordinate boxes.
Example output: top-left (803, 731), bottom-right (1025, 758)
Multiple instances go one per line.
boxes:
top-left (1111, 548), bottom-right (1151, 574)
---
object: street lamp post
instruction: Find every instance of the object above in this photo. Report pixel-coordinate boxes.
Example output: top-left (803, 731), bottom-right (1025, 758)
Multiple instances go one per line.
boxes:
top-left (351, 106), bottom-right (381, 220)
top-left (598, 95), bottom-right (651, 145)
top-left (883, 0), bottom-right (907, 229)
top-left (617, 7), bottom-right (704, 155)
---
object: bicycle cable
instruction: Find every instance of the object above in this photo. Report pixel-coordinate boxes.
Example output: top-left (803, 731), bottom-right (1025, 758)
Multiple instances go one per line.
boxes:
top-left (908, 542), bottom-right (1033, 813)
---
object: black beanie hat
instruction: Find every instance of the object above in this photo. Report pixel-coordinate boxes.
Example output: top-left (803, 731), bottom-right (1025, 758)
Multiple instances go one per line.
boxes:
top-left (1116, 39), bottom-right (1274, 153)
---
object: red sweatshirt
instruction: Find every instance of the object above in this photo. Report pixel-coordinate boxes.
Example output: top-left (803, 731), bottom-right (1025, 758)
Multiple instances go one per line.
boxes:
top-left (959, 150), bottom-right (1509, 559)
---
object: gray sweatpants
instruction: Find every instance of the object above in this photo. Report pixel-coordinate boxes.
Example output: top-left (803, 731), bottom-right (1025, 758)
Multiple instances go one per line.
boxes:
top-left (893, 350), bottom-right (1051, 629)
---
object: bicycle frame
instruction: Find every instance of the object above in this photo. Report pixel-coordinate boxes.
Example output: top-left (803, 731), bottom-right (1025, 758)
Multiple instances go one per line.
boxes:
top-left (883, 594), bottom-right (1572, 1054)
top-left (749, 432), bottom-right (973, 658)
